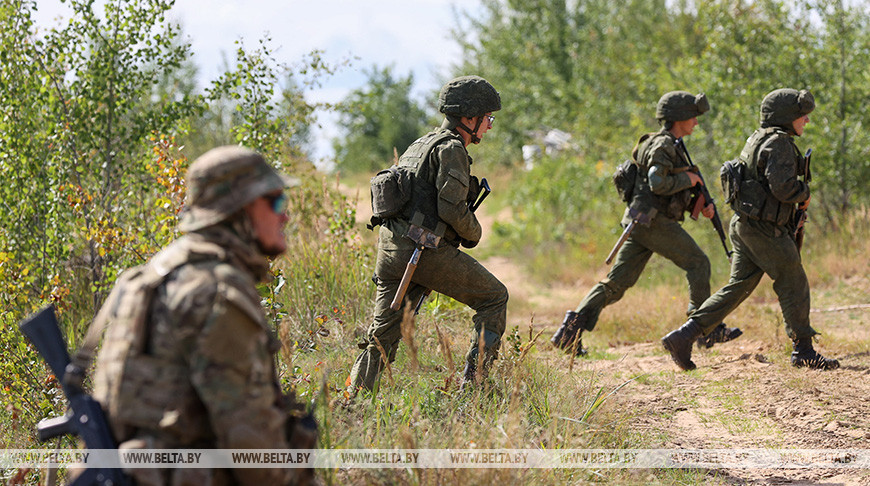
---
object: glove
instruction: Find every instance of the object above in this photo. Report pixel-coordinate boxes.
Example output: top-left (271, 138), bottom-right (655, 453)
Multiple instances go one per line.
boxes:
top-left (460, 238), bottom-right (479, 249)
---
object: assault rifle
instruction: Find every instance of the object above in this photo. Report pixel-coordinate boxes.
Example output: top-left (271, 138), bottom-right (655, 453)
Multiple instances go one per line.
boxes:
top-left (677, 138), bottom-right (733, 261)
top-left (794, 148), bottom-right (812, 252)
top-left (19, 305), bottom-right (129, 486)
top-left (394, 179), bottom-right (491, 314)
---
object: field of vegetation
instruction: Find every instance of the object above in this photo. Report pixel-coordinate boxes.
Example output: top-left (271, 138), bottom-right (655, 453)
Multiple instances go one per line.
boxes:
top-left (2, 0), bottom-right (870, 485)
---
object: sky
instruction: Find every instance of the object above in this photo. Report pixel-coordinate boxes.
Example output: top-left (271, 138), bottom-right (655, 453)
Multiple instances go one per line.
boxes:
top-left (31, 0), bottom-right (481, 165)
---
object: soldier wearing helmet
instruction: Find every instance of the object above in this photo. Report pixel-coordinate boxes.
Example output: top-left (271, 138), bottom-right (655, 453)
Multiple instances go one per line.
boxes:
top-left (552, 91), bottom-right (742, 356)
top-left (92, 146), bottom-right (316, 485)
top-left (348, 75), bottom-right (508, 391)
top-left (663, 89), bottom-right (839, 371)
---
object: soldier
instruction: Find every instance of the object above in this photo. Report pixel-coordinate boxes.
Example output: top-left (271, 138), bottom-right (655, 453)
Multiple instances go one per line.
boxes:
top-left (91, 146), bottom-right (316, 485)
top-left (551, 91), bottom-right (742, 355)
top-left (349, 75), bottom-right (508, 391)
top-left (662, 89), bottom-right (839, 371)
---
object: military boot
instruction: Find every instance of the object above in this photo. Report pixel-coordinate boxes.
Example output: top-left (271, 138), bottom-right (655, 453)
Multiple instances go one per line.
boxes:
top-left (695, 322), bottom-right (743, 349)
top-left (661, 319), bottom-right (703, 371)
top-left (551, 310), bottom-right (588, 356)
top-left (460, 330), bottom-right (500, 390)
top-left (791, 337), bottom-right (840, 370)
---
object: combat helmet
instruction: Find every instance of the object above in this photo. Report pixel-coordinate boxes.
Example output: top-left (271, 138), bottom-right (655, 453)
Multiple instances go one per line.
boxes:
top-left (179, 145), bottom-right (296, 232)
top-left (656, 91), bottom-right (710, 122)
top-left (760, 88), bottom-right (814, 127)
top-left (438, 75), bottom-right (501, 118)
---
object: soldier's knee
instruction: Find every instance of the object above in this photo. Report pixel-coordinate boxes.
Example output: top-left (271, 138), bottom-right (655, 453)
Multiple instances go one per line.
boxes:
top-left (688, 254), bottom-right (711, 280)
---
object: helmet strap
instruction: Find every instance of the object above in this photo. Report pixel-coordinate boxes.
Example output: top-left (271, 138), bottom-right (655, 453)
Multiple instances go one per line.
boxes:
top-left (455, 116), bottom-right (483, 144)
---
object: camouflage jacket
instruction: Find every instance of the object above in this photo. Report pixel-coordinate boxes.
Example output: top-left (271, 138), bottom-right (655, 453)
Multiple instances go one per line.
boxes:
top-left (741, 127), bottom-right (810, 228)
top-left (624, 128), bottom-right (695, 224)
top-left (93, 225), bottom-right (300, 486)
top-left (386, 127), bottom-right (482, 249)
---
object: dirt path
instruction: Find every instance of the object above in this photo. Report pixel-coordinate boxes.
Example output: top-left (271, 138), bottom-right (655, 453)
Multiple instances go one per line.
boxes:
top-left (348, 182), bottom-right (870, 485)
top-left (475, 225), bottom-right (870, 486)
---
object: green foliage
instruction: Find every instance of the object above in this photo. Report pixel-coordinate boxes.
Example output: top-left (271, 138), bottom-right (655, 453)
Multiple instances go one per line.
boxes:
top-left (491, 154), bottom-right (615, 281)
top-left (332, 65), bottom-right (430, 174)
top-left (0, 0), bottom-right (340, 454)
top-left (458, 0), bottom-right (870, 276)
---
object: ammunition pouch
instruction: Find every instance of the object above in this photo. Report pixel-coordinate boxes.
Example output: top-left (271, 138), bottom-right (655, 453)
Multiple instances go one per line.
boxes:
top-left (369, 166), bottom-right (412, 229)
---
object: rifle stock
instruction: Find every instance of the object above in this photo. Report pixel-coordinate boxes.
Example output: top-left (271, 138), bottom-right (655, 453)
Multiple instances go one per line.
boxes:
top-left (605, 207), bottom-right (656, 264)
top-left (19, 305), bottom-right (129, 486)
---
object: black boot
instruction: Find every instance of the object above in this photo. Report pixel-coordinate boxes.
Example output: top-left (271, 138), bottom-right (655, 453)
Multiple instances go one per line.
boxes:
top-left (791, 337), bottom-right (840, 370)
top-left (661, 320), bottom-right (703, 371)
top-left (551, 310), bottom-right (588, 356)
top-left (695, 322), bottom-right (743, 349)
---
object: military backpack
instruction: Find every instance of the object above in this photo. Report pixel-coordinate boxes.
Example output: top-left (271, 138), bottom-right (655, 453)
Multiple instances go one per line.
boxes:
top-left (612, 158), bottom-right (638, 203)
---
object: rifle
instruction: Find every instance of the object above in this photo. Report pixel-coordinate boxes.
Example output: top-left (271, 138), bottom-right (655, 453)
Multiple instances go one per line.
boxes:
top-left (407, 179), bottom-right (492, 314)
top-left (19, 305), bottom-right (129, 486)
top-left (794, 148), bottom-right (812, 252)
top-left (605, 206), bottom-right (657, 264)
top-left (390, 214), bottom-right (445, 311)
top-left (677, 138), bottom-right (733, 261)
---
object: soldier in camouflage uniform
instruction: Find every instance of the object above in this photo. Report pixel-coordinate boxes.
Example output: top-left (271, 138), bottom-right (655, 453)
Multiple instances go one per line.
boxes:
top-left (349, 75), bottom-right (508, 391)
top-left (92, 146), bottom-right (315, 485)
top-left (552, 91), bottom-right (742, 355)
top-left (662, 89), bottom-right (840, 371)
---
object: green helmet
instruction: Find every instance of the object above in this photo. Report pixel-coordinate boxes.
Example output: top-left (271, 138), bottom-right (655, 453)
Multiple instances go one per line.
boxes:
top-left (760, 88), bottom-right (814, 127)
top-left (179, 145), bottom-right (296, 232)
top-left (438, 75), bottom-right (501, 118)
top-left (656, 91), bottom-right (710, 122)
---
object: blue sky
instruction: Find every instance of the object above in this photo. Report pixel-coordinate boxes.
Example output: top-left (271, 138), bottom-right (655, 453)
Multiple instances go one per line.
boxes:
top-left (32, 0), bottom-right (480, 164)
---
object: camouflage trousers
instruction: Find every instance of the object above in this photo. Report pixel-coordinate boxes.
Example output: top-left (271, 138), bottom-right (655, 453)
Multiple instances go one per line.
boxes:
top-left (689, 215), bottom-right (817, 340)
top-left (574, 216), bottom-right (711, 331)
top-left (349, 231), bottom-right (508, 391)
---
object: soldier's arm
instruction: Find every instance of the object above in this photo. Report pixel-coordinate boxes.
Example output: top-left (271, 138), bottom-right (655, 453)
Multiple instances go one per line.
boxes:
top-left (434, 140), bottom-right (482, 243)
top-left (647, 139), bottom-right (694, 196)
top-left (761, 137), bottom-right (809, 204)
top-left (190, 298), bottom-right (296, 486)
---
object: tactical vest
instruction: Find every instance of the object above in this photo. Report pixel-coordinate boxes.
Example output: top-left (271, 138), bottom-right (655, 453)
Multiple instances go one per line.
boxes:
top-left (91, 237), bottom-right (228, 444)
top-left (397, 128), bottom-right (464, 238)
top-left (732, 127), bottom-right (802, 226)
top-left (630, 130), bottom-right (693, 220)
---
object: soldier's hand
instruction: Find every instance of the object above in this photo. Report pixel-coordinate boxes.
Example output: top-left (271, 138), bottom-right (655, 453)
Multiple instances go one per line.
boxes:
top-left (687, 171), bottom-right (704, 187)
top-left (798, 194), bottom-right (811, 210)
top-left (701, 203), bottom-right (715, 219)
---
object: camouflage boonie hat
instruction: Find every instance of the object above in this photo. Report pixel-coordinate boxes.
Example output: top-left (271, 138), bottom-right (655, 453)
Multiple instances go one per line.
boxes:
top-left (656, 91), bottom-right (710, 122)
top-left (760, 88), bottom-right (815, 127)
top-left (438, 75), bottom-right (501, 118)
top-left (179, 145), bottom-right (297, 232)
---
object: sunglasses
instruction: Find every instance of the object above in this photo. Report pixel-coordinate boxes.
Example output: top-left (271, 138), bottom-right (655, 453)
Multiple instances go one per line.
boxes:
top-left (265, 193), bottom-right (288, 214)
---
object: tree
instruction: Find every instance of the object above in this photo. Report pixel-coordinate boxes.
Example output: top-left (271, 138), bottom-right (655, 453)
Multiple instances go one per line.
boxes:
top-left (332, 66), bottom-right (429, 174)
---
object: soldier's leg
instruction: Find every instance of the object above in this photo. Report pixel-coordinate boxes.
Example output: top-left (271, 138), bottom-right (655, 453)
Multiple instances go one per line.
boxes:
top-left (686, 218), bottom-right (766, 333)
top-left (662, 217), bottom-right (762, 370)
top-left (349, 248), bottom-right (428, 391)
top-left (631, 218), bottom-right (711, 313)
top-left (575, 235), bottom-right (654, 330)
top-left (747, 229), bottom-right (816, 340)
top-left (551, 235), bottom-right (653, 355)
top-left (412, 245), bottom-right (508, 377)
